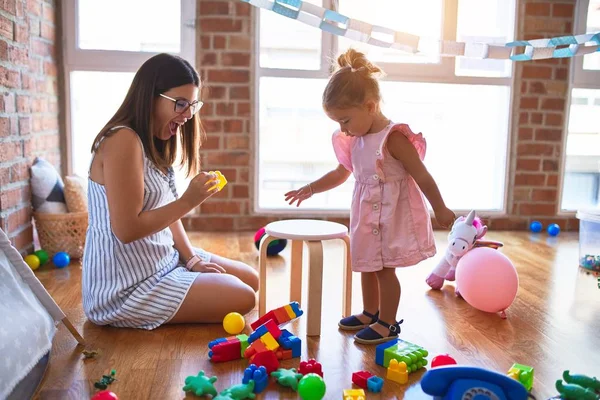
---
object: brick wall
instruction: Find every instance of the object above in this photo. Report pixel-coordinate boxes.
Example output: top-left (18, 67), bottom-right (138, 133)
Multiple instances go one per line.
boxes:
top-left (189, 0), bottom-right (580, 232)
top-left (0, 0), bottom-right (60, 253)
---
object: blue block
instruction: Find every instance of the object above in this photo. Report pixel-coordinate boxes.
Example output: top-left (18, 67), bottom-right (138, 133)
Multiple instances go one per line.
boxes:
top-left (367, 376), bottom-right (384, 393)
top-left (208, 337), bottom-right (228, 348)
top-left (375, 339), bottom-right (398, 366)
top-left (248, 324), bottom-right (269, 344)
top-left (289, 302), bottom-right (303, 318)
top-left (278, 329), bottom-right (292, 349)
top-left (243, 364), bottom-right (269, 394)
top-left (289, 337), bottom-right (301, 357)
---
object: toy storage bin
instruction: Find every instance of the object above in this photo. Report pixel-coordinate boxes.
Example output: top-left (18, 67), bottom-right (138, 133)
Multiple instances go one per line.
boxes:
top-left (576, 209), bottom-right (600, 272)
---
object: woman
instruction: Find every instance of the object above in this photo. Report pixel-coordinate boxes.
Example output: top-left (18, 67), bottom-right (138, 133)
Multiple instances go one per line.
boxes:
top-left (82, 53), bottom-right (258, 330)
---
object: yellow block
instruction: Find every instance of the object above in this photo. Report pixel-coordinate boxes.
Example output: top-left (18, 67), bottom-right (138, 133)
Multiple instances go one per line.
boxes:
top-left (387, 359), bottom-right (408, 384)
top-left (207, 170), bottom-right (227, 191)
top-left (260, 332), bottom-right (279, 351)
top-left (343, 388), bottom-right (365, 400)
top-left (283, 304), bottom-right (296, 319)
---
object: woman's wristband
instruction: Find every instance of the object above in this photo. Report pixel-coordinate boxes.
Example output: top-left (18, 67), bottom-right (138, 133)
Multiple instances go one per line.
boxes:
top-left (185, 254), bottom-right (200, 271)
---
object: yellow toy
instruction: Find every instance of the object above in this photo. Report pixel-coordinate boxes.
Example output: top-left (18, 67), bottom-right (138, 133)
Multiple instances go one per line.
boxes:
top-left (207, 170), bottom-right (227, 191)
top-left (24, 254), bottom-right (41, 270)
top-left (343, 388), bottom-right (366, 399)
top-left (387, 359), bottom-right (408, 384)
top-left (223, 312), bottom-right (245, 335)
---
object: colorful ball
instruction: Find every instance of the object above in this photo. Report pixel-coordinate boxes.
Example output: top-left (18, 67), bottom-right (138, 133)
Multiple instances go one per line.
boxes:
top-left (298, 373), bottom-right (326, 400)
top-left (223, 312), bottom-right (245, 334)
top-left (91, 391), bottom-right (119, 400)
top-left (529, 221), bottom-right (542, 233)
top-left (456, 247), bottom-right (518, 314)
top-left (254, 227), bottom-right (287, 256)
top-left (547, 223), bottom-right (560, 236)
top-left (24, 254), bottom-right (40, 270)
top-left (52, 252), bottom-right (70, 268)
top-left (34, 249), bottom-right (49, 265)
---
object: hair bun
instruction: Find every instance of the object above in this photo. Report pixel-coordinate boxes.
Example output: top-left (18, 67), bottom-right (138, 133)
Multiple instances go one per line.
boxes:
top-left (336, 48), bottom-right (383, 76)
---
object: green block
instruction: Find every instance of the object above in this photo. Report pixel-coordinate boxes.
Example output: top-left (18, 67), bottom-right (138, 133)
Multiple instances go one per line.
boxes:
top-left (237, 334), bottom-right (249, 358)
top-left (382, 340), bottom-right (428, 373)
top-left (508, 363), bottom-right (534, 391)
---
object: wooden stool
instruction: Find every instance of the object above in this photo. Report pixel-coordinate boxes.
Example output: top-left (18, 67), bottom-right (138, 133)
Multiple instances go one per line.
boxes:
top-left (258, 219), bottom-right (352, 336)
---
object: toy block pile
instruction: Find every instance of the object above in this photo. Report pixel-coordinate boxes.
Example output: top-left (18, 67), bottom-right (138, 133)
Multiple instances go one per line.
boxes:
top-left (208, 302), bottom-right (303, 373)
top-left (376, 338), bottom-right (429, 372)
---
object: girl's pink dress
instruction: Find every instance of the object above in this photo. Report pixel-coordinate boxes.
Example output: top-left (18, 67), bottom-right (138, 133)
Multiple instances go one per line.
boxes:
top-left (332, 122), bottom-right (436, 272)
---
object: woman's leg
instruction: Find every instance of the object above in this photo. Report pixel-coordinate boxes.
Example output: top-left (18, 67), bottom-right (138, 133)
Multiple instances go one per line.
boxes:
top-left (207, 253), bottom-right (259, 292)
top-left (167, 273), bottom-right (256, 324)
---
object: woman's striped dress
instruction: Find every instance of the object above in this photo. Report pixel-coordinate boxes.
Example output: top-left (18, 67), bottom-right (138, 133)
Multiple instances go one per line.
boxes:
top-left (82, 126), bottom-right (210, 330)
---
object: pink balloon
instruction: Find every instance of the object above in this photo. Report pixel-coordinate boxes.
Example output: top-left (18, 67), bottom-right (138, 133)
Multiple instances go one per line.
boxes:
top-left (455, 247), bottom-right (518, 314)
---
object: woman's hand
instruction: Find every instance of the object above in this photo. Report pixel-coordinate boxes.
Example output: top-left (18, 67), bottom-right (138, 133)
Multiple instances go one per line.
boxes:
top-left (190, 260), bottom-right (226, 273)
top-left (181, 171), bottom-right (219, 207)
top-left (284, 184), bottom-right (313, 207)
top-left (435, 207), bottom-right (456, 229)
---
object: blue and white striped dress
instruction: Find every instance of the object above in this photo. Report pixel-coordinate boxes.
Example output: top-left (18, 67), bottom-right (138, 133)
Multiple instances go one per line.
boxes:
top-left (82, 126), bottom-right (210, 330)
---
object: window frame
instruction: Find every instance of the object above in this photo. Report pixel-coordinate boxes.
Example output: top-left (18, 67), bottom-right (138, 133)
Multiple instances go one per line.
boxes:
top-left (61, 0), bottom-right (196, 175)
top-left (253, 0), bottom-right (518, 216)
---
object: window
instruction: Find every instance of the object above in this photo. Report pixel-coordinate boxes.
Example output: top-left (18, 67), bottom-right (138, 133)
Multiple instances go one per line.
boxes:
top-left (62, 0), bottom-right (195, 194)
top-left (561, 0), bottom-right (600, 211)
top-left (256, 0), bottom-right (516, 212)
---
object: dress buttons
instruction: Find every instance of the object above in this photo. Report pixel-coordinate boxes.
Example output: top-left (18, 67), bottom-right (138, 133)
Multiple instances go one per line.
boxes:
top-left (373, 174), bottom-right (379, 180)
top-left (372, 228), bottom-right (379, 235)
top-left (376, 149), bottom-right (381, 156)
top-left (373, 204), bottom-right (379, 210)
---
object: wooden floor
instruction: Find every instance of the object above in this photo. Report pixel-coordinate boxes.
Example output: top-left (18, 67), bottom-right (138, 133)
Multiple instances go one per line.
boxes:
top-left (33, 231), bottom-right (599, 400)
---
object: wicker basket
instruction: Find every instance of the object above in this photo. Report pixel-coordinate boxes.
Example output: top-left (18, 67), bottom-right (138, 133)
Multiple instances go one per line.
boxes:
top-left (33, 211), bottom-right (88, 259)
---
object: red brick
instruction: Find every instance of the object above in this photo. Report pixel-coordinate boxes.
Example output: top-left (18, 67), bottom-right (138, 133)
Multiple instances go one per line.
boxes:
top-left (514, 173), bottom-right (546, 186)
top-left (0, 141), bottom-right (22, 162)
top-left (225, 136), bottom-right (249, 149)
top-left (205, 151), bottom-right (250, 166)
top-left (40, 22), bottom-right (53, 41)
top-left (520, 97), bottom-right (538, 109)
top-left (201, 52), bottom-right (217, 65)
top-left (531, 112), bottom-right (543, 124)
top-left (43, 60), bottom-right (56, 76)
top-left (9, 116), bottom-right (17, 135)
top-left (0, 186), bottom-right (30, 209)
top-left (237, 102), bottom-right (250, 117)
top-left (217, 103), bottom-right (235, 116)
top-left (221, 52), bottom-right (250, 66)
top-left (189, 216), bottom-right (234, 231)
top-left (239, 169), bottom-right (249, 182)
top-left (532, 189), bottom-right (557, 202)
top-left (525, 3), bottom-right (550, 16)
top-left (17, 95), bottom-right (30, 113)
top-left (0, 166), bottom-right (9, 186)
top-left (518, 203), bottom-right (556, 216)
top-left (0, 117), bottom-right (8, 137)
top-left (201, 34), bottom-right (210, 49)
top-left (28, 16), bottom-right (39, 36)
top-left (541, 98), bottom-right (565, 111)
top-left (0, 66), bottom-right (21, 88)
top-left (230, 86), bottom-right (250, 100)
top-left (14, 23), bottom-right (28, 44)
top-left (517, 143), bottom-right (554, 157)
top-left (235, 2), bottom-right (251, 16)
top-left (11, 227), bottom-right (33, 253)
top-left (518, 127), bottom-right (533, 140)
top-left (213, 35), bottom-right (226, 49)
top-left (10, 162), bottom-right (29, 183)
top-left (518, 112), bottom-right (528, 124)
top-left (516, 158), bottom-right (540, 171)
top-left (535, 128), bottom-right (562, 141)
top-left (555, 68), bottom-right (568, 80)
top-left (224, 120), bottom-right (243, 133)
top-left (199, 1), bottom-right (231, 15)
top-left (2, 0), bottom-right (17, 15)
top-left (522, 65), bottom-right (552, 79)
top-left (200, 18), bottom-right (242, 33)
top-left (520, 81), bottom-right (527, 94)
top-left (19, 116), bottom-right (31, 135)
top-left (528, 81), bottom-right (546, 94)
top-left (206, 86), bottom-right (226, 100)
top-left (228, 35), bottom-right (251, 51)
top-left (513, 188), bottom-right (531, 202)
top-left (42, 2), bottom-right (53, 22)
top-left (200, 201), bottom-right (242, 215)
top-left (31, 38), bottom-right (52, 57)
top-left (200, 102), bottom-right (214, 117)
top-left (542, 159), bottom-right (559, 172)
top-left (552, 4), bottom-right (573, 18)
top-left (544, 113), bottom-right (563, 126)
top-left (202, 120), bottom-right (222, 133)
top-left (2, 207), bottom-right (32, 234)
top-left (233, 184), bottom-right (249, 198)
top-left (488, 218), bottom-right (526, 231)
top-left (203, 135), bottom-right (220, 150)
top-left (546, 174), bottom-right (558, 186)
top-left (208, 70), bottom-right (249, 83)
top-left (0, 15), bottom-right (13, 39)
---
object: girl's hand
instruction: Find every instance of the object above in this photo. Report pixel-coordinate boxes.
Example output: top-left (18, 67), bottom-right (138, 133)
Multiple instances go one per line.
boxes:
top-left (181, 171), bottom-right (219, 207)
top-left (191, 260), bottom-right (226, 273)
top-left (435, 207), bottom-right (456, 229)
top-left (284, 184), bottom-right (313, 207)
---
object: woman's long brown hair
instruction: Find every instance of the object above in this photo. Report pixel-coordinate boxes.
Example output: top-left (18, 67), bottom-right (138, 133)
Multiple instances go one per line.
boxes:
top-left (90, 53), bottom-right (204, 177)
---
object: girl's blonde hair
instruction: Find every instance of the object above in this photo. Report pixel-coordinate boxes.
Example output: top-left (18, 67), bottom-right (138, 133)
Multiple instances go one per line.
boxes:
top-left (322, 48), bottom-right (385, 110)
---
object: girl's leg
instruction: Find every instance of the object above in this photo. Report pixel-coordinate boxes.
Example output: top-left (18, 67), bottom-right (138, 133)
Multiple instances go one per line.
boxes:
top-left (369, 267), bottom-right (401, 337)
top-left (208, 253), bottom-right (259, 292)
top-left (167, 273), bottom-right (256, 324)
top-left (338, 271), bottom-right (379, 330)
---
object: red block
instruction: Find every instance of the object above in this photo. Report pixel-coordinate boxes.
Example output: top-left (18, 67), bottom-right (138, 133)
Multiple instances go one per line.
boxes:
top-left (352, 370), bottom-right (373, 389)
top-left (262, 319), bottom-right (282, 340)
top-left (249, 350), bottom-right (279, 374)
top-left (299, 358), bottom-right (323, 378)
top-left (275, 349), bottom-right (293, 360)
top-left (244, 338), bottom-right (267, 359)
top-left (250, 311), bottom-right (277, 331)
top-left (210, 340), bottom-right (241, 363)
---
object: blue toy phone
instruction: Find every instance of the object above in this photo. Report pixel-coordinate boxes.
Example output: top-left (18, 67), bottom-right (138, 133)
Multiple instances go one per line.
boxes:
top-left (420, 365), bottom-right (529, 400)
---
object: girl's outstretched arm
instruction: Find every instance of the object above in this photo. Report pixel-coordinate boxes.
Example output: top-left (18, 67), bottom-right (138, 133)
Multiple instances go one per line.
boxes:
top-left (284, 164), bottom-right (351, 207)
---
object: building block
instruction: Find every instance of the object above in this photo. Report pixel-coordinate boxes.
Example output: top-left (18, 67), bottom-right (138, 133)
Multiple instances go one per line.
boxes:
top-left (278, 329), bottom-right (301, 357)
top-left (507, 363), bottom-right (534, 391)
top-left (275, 348), bottom-right (294, 360)
top-left (208, 334), bottom-right (249, 362)
top-left (375, 338), bottom-right (428, 372)
top-left (249, 319), bottom-right (282, 343)
top-left (273, 307), bottom-right (290, 324)
top-left (367, 376), bottom-right (384, 392)
top-left (243, 364), bottom-right (269, 394)
top-left (261, 332), bottom-right (279, 351)
top-left (387, 359), bottom-right (408, 384)
top-left (299, 359), bottom-right (323, 378)
top-left (244, 338), bottom-right (268, 359)
top-left (249, 350), bottom-right (280, 374)
top-left (343, 388), bottom-right (366, 400)
top-left (250, 302), bottom-right (304, 330)
top-left (351, 371), bottom-right (373, 389)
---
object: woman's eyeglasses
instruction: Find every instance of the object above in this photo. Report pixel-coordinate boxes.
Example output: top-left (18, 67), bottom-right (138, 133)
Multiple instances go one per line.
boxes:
top-left (160, 94), bottom-right (203, 115)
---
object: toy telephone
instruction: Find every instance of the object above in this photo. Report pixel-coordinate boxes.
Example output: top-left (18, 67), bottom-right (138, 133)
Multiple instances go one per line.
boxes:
top-left (420, 365), bottom-right (529, 400)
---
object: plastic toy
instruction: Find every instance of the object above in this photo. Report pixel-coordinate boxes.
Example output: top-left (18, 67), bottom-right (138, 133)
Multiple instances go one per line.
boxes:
top-left (387, 359), bottom-right (408, 384)
top-left (351, 371), bottom-right (373, 389)
top-left (91, 391), bottom-right (119, 400)
top-left (547, 223), bottom-right (561, 236)
top-left (299, 358), bottom-right (323, 378)
top-left (249, 350), bottom-right (279, 374)
top-left (580, 255), bottom-right (600, 271)
top-left (242, 364), bottom-right (268, 394)
top-left (507, 363), bottom-right (534, 391)
top-left (426, 210), bottom-right (502, 290)
top-left (248, 319), bottom-right (281, 352)
top-left (277, 329), bottom-right (301, 358)
top-left (343, 388), bottom-right (366, 399)
top-left (367, 376), bottom-right (384, 392)
top-left (375, 338), bottom-right (428, 371)
top-left (254, 226), bottom-right (287, 256)
top-left (35, 249), bottom-right (49, 265)
top-left (298, 373), bottom-right (326, 400)
top-left (529, 220), bottom-right (542, 233)
top-left (271, 367), bottom-right (303, 391)
top-left (250, 302), bottom-right (303, 330)
top-left (218, 381), bottom-right (256, 399)
top-left (24, 254), bottom-right (40, 270)
top-left (207, 170), bottom-right (228, 192)
top-left (209, 334), bottom-right (249, 362)
top-left (431, 354), bottom-right (457, 368)
top-left (455, 247), bottom-right (518, 318)
top-left (562, 370), bottom-right (600, 392)
top-left (421, 365), bottom-right (529, 400)
top-left (182, 371), bottom-right (218, 397)
top-left (94, 369), bottom-right (117, 390)
top-left (223, 312), bottom-right (245, 335)
top-left (556, 379), bottom-right (599, 400)
top-left (52, 251), bottom-right (70, 268)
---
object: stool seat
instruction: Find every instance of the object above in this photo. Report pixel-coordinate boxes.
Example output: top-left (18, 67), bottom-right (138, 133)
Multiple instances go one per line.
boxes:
top-left (265, 219), bottom-right (348, 241)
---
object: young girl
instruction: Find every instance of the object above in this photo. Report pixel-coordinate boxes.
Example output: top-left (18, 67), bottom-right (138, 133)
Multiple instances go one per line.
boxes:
top-left (285, 49), bottom-right (455, 344)
top-left (83, 53), bottom-right (258, 330)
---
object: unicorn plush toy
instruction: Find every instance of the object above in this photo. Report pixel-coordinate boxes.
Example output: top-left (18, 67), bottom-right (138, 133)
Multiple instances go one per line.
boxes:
top-left (426, 210), bottom-right (501, 291)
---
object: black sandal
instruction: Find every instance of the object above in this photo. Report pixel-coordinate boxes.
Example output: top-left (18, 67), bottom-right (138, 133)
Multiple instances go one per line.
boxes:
top-left (338, 310), bottom-right (379, 331)
top-left (354, 319), bottom-right (404, 344)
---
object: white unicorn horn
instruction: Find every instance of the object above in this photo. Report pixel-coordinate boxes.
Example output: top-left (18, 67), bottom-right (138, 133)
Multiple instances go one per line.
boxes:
top-left (465, 210), bottom-right (476, 225)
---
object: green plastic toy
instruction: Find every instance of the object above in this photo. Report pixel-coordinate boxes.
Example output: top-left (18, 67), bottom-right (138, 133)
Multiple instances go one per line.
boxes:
top-left (271, 368), bottom-right (303, 391)
top-left (556, 380), bottom-right (600, 400)
top-left (298, 373), bottom-right (326, 400)
top-left (380, 339), bottom-right (428, 372)
top-left (94, 369), bottom-right (117, 390)
top-left (563, 370), bottom-right (600, 392)
top-left (218, 381), bottom-right (255, 399)
top-left (507, 363), bottom-right (534, 391)
top-left (182, 371), bottom-right (218, 397)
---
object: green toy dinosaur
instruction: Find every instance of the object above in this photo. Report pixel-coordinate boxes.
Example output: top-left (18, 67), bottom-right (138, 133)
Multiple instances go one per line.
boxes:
top-left (271, 368), bottom-right (303, 391)
top-left (556, 380), bottom-right (600, 400)
top-left (218, 381), bottom-right (255, 400)
top-left (182, 371), bottom-right (218, 397)
top-left (563, 370), bottom-right (600, 392)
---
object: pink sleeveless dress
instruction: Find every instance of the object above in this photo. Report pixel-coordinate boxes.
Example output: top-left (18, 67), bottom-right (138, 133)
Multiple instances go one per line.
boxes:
top-left (332, 122), bottom-right (436, 272)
